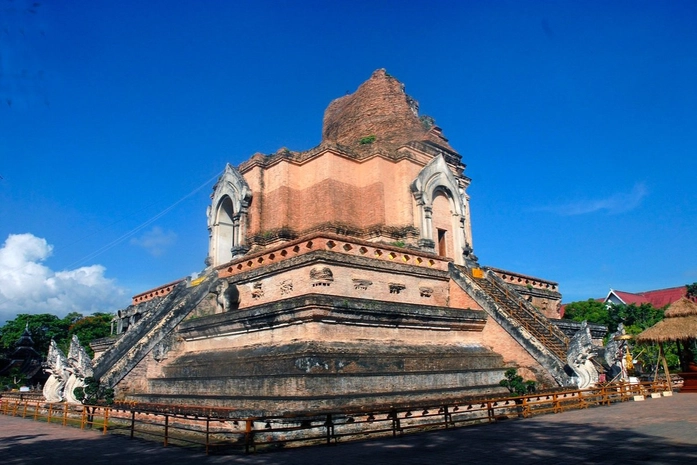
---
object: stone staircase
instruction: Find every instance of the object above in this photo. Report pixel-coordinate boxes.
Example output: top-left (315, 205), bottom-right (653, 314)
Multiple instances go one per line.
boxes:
top-left (92, 270), bottom-right (220, 388)
top-left (450, 264), bottom-right (571, 385)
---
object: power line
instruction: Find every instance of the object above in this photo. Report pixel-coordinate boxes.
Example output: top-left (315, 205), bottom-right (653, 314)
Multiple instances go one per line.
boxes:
top-left (65, 169), bottom-right (222, 269)
top-left (0, 169), bottom-right (223, 309)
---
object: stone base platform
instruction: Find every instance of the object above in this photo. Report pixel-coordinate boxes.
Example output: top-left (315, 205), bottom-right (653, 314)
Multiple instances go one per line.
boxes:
top-left (127, 342), bottom-right (507, 415)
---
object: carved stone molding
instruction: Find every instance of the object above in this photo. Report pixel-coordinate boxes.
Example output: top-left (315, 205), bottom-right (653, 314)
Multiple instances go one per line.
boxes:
top-left (352, 278), bottom-right (373, 291)
top-left (310, 267), bottom-right (334, 287)
top-left (280, 279), bottom-right (293, 295)
top-left (251, 281), bottom-right (264, 299)
top-left (419, 286), bottom-right (433, 298)
top-left (389, 283), bottom-right (406, 294)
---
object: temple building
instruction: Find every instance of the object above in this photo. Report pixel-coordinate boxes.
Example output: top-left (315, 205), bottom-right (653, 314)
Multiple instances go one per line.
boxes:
top-left (0, 325), bottom-right (46, 389)
top-left (90, 70), bottom-right (573, 414)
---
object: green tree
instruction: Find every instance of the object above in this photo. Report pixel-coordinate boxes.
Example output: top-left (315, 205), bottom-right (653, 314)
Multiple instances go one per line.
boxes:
top-left (686, 282), bottom-right (697, 299)
top-left (67, 313), bottom-right (113, 357)
top-left (73, 377), bottom-right (114, 406)
top-left (499, 368), bottom-right (536, 396)
top-left (0, 367), bottom-right (27, 391)
top-left (0, 312), bottom-right (113, 358)
top-left (73, 377), bottom-right (115, 427)
top-left (605, 303), bottom-right (679, 372)
top-left (562, 299), bottom-right (611, 327)
top-left (563, 300), bottom-right (680, 371)
top-left (0, 314), bottom-right (71, 355)
top-left (607, 303), bottom-right (664, 335)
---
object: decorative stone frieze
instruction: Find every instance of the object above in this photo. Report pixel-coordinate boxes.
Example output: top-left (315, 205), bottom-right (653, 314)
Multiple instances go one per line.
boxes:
top-left (280, 279), bottom-right (293, 295)
top-left (310, 267), bottom-right (334, 287)
top-left (251, 282), bottom-right (264, 299)
top-left (352, 278), bottom-right (373, 291)
top-left (419, 286), bottom-right (433, 298)
top-left (389, 283), bottom-right (406, 294)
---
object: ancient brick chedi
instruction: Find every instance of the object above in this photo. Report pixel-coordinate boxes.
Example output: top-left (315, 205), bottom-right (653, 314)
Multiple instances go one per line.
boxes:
top-left (90, 70), bottom-right (571, 414)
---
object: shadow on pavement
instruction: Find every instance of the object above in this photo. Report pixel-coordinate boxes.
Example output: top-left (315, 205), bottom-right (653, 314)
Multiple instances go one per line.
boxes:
top-left (1, 416), bottom-right (697, 465)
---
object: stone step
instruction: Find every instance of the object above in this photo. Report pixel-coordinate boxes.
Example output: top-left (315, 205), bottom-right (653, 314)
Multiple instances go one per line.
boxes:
top-left (465, 267), bottom-right (568, 361)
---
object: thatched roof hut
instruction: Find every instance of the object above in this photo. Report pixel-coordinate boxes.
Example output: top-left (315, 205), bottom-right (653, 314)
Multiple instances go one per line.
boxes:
top-left (636, 298), bottom-right (697, 343)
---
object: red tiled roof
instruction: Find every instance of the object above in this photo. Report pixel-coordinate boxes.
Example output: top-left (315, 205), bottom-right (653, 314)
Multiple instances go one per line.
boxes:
top-left (639, 286), bottom-right (687, 308)
top-left (611, 290), bottom-right (649, 305)
top-left (609, 286), bottom-right (686, 308)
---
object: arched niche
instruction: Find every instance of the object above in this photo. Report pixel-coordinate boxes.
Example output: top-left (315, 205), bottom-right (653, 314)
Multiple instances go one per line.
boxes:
top-left (207, 164), bottom-right (252, 267)
top-left (410, 155), bottom-right (474, 265)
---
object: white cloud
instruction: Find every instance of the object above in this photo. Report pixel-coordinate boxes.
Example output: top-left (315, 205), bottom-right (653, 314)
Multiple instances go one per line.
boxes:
top-left (535, 183), bottom-right (648, 216)
top-left (129, 226), bottom-right (177, 257)
top-left (0, 233), bottom-right (128, 323)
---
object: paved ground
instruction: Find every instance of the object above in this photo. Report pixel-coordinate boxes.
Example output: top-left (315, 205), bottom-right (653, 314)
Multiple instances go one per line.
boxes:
top-left (1, 394), bottom-right (696, 464)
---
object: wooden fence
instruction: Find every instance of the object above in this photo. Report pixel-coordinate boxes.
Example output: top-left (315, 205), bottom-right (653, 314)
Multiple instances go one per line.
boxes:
top-left (0, 380), bottom-right (673, 455)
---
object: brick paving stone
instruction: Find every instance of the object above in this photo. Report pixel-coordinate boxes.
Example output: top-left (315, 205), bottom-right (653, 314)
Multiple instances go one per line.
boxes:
top-left (1, 394), bottom-right (696, 464)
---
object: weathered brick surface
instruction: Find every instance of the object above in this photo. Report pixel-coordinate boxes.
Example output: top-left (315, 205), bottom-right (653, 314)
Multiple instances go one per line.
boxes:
top-left (449, 278), bottom-right (484, 310)
top-left (479, 314), bottom-right (556, 387)
top-left (323, 69), bottom-right (453, 152)
top-left (238, 70), bottom-right (462, 244)
top-left (243, 150), bottom-right (422, 238)
top-left (232, 262), bottom-right (449, 310)
top-left (112, 70), bottom-right (566, 410)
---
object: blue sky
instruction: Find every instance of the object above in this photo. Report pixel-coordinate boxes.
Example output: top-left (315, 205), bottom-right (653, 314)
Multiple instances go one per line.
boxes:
top-left (1, 0), bottom-right (696, 323)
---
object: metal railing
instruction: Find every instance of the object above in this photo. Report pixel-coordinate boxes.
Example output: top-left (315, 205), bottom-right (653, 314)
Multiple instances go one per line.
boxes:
top-left (0, 380), bottom-right (673, 454)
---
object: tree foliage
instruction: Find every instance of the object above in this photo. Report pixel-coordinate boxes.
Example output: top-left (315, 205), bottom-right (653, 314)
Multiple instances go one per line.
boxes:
top-left (608, 303), bottom-right (664, 335)
top-left (66, 313), bottom-right (113, 354)
top-left (0, 312), bottom-right (113, 358)
top-left (563, 299), bottom-right (679, 370)
top-left (563, 299), bottom-right (610, 327)
top-left (73, 377), bottom-right (114, 406)
top-left (686, 282), bottom-right (697, 299)
top-left (499, 368), bottom-right (536, 396)
top-left (0, 367), bottom-right (27, 390)
top-left (563, 300), bottom-right (664, 335)
top-left (0, 314), bottom-right (70, 356)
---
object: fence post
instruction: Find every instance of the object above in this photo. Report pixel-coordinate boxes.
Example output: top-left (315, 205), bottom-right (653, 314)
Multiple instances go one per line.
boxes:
top-left (63, 403), bottom-right (68, 426)
top-left (389, 409), bottom-right (399, 437)
top-left (521, 396), bottom-right (529, 418)
top-left (205, 417), bottom-right (210, 455)
top-left (164, 415), bottom-right (169, 447)
top-left (103, 407), bottom-right (109, 435)
top-left (244, 419), bottom-right (253, 454)
top-left (130, 410), bottom-right (136, 439)
top-left (325, 414), bottom-right (333, 445)
top-left (486, 402), bottom-right (494, 422)
top-left (602, 385), bottom-right (609, 406)
top-left (47, 403), bottom-right (53, 424)
top-left (22, 401), bottom-right (28, 418)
